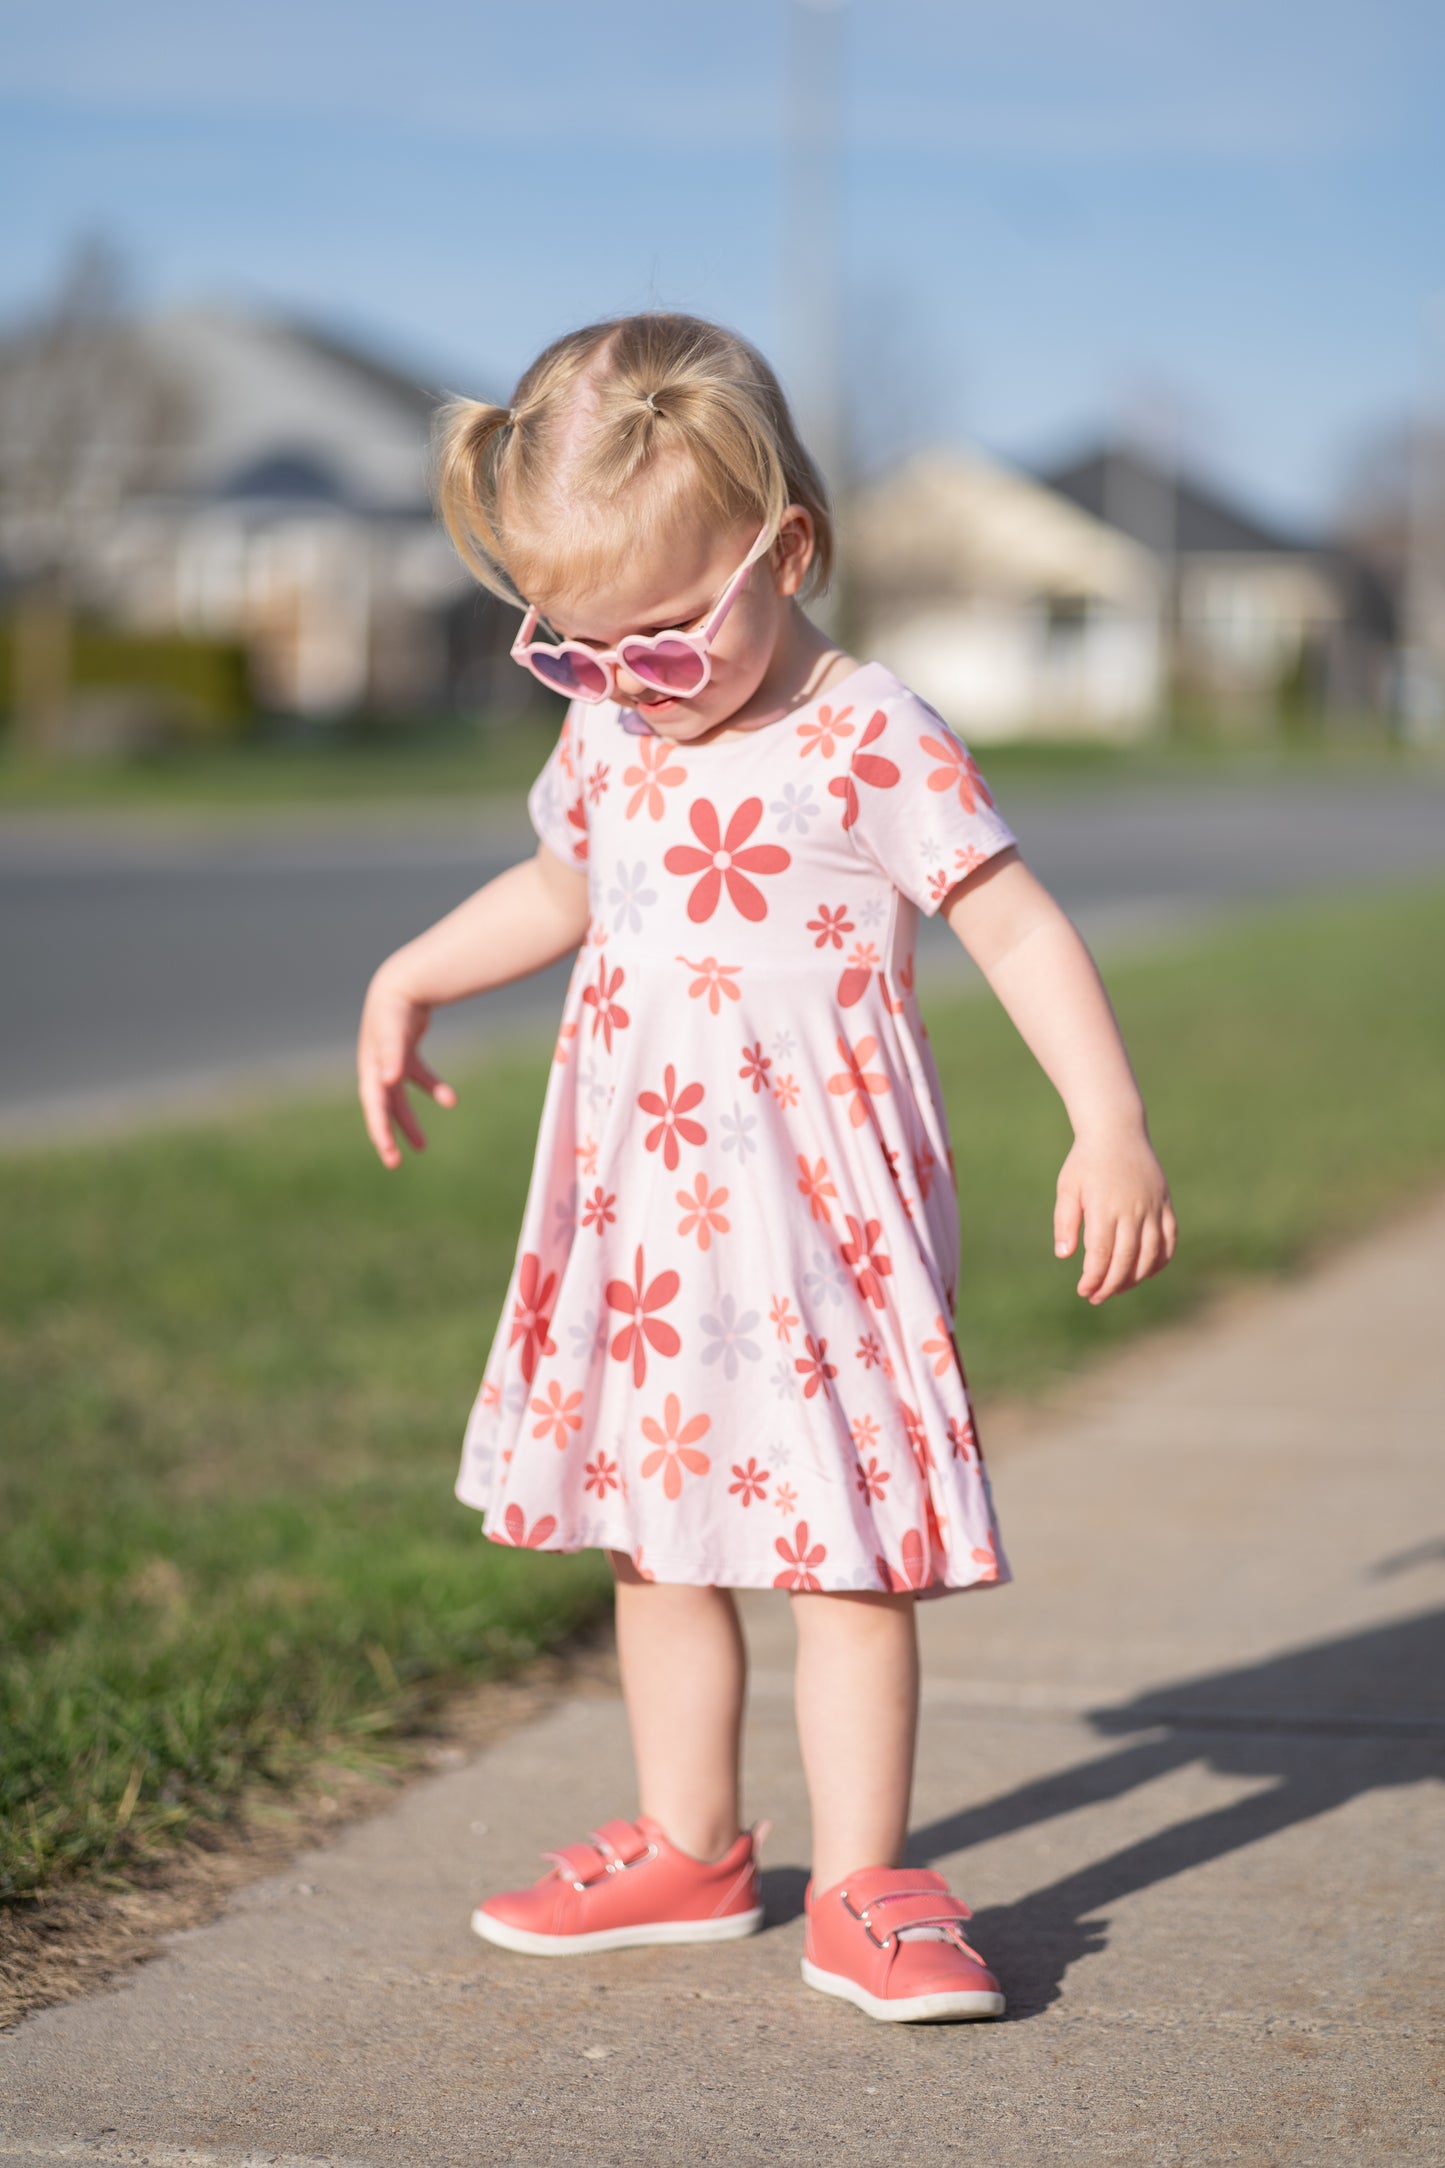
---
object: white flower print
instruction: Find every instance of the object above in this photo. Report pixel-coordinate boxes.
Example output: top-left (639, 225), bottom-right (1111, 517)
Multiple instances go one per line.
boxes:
top-left (553, 1194), bottom-right (576, 1245)
top-left (608, 858), bottom-right (658, 934)
top-left (503, 1377), bottom-right (530, 1417)
top-left (568, 1305), bottom-right (608, 1363)
top-left (770, 781), bottom-right (819, 834)
top-left (803, 1247), bottom-right (850, 1307)
top-left (578, 1059), bottom-right (610, 1113)
top-left (769, 1439), bottom-right (793, 1470)
top-left (699, 1293), bottom-right (763, 1379)
top-left (720, 1101), bottom-right (757, 1161)
top-left (857, 895), bottom-right (887, 928)
top-left (918, 832), bottom-right (941, 861)
top-left (771, 1027), bottom-right (797, 1061)
top-left (770, 1357), bottom-right (798, 1401)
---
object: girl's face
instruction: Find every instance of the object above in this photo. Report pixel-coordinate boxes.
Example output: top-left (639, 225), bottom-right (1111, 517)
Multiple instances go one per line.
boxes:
top-left (530, 502), bottom-right (815, 746)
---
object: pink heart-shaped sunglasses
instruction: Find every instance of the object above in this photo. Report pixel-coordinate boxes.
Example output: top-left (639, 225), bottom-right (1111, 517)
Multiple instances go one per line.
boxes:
top-left (510, 523), bottom-right (774, 704)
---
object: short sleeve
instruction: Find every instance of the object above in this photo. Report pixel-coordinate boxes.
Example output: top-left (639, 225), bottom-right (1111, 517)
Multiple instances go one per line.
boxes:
top-left (526, 701), bottom-right (589, 868)
top-left (840, 694), bottom-right (1017, 915)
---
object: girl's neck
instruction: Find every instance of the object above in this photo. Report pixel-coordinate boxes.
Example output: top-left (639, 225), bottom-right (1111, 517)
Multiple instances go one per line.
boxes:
top-left (690, 605), bottom-right (861, 747)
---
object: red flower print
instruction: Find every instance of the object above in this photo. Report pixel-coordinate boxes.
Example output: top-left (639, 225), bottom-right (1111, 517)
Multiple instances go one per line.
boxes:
top-left (632, 1548), bottom-right (656, 1582)
top-left (769, 1293), bottom-right (799, 1343)
top-left (625, 736), bottom-right (688, 819)
top-left (773, 1520), bottom-right (828, 1590)
top-left (664, 798), bottom-right (790, 923)
top-left (808, 902), bottom-right (854, 949)
top-left (772, 1071), bottom-right (799, 1109)
top-left (856, 1331), bottom-right (885, 1372)
top-left (509, 1252), bottom-right (557, 1382)
top-left (912, 1137), bottom-right (937, 1199)
top-left (796, 1154), bottom-right (837, 1223)
top-left (920, 730), bottom-right (995, 815)
top-left (796, 704), bottom-right (854, 758)
top-left (738, 1040), bottom-right (772, 1093)
top-left (729, 1456), bottom-right (769, 1506)
top-left (855, 1455), bottom-right (890, 1504)
top-left (840, 1214), bottom-right (893, 1310)
top-left (947, 1414), bottom-right (978, 1464)
top-left (903, 1401), bottom-right (935, 1476)
top-left (556, 713), bottom-right (577, 781)
top-left (585, 759), bottom-right (610, 805)
top-left (838, 939), bottom-right (881, 1009)
top-left (826, 1033), bottom-right (891, 1128)
top-left (876, 1527), bottom-right (930, 1591)
top-left (638, 1063), bottom-right (706, 1169)
top-left (564, 793), bottom-right (588, 861)
top-left (581, 1185), bottom-right (617, 1235)
top-left (795, 1333), bottom-right (838, 1400)
top-left (530, 1379), bottom-right (585, 1449)
top-left (850, 1412), bottom-right (881, 1452)
top-left (500, 1503), bottom-right (559, 1549)
top-left (585, 1451), bottom-right (621, 1498)
top-left (971, 1531), bottom-right (1002, 1583)
top-left (640, 1391), bottom-right (711, 1500)
top-left (676, 1172), bottom-right (730, 1250)
top-left (605, 1244), bottom-right (682, 1386)
top-left (928, 865), bottom-right (957, 906)
top-left (677, 953), bottom-right (743, 1012)
top-left (827, 708), bottom-right (901, 829)
top-left (922, 1314), bottom-right (960, 1378)
top-left (582, 954), bottom-right (629, 1052)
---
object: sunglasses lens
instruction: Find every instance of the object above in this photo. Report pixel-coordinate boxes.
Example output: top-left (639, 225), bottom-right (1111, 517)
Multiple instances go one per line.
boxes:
top-left (620, 638), bottom-right (707, 694)
top-left (529, 648), bottom-right (609, 700)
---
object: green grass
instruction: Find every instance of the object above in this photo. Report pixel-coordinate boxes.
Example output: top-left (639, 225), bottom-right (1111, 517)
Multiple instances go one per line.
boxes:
top-left (3, 877), bottom-right (1445, 1904)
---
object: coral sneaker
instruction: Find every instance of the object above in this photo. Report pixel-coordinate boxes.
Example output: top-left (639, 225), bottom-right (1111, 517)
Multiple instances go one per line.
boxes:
top-left (471, 1814), bottom-right (769, 1956)
top-left (802, 1865), bottom-right (1005, 2022)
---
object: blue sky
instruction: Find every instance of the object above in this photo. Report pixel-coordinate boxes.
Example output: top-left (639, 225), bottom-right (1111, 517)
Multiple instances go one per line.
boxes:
top-left (3, 0), bottom-right (1442, 535)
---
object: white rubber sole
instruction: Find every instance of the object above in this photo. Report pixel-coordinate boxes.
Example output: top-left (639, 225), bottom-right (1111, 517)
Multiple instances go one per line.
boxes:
top-left (471, 1903), bottom-right (765, 1956)
top-left (801, 1955), bottom-right (1005, 2023)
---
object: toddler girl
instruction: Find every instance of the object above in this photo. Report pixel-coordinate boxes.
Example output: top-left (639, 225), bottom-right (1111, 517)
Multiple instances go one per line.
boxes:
top-left (357, 311), bottom-right (1176, 2024)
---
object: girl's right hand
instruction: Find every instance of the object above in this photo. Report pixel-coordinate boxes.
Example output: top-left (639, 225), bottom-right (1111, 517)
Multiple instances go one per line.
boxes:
top-left (357, 964), bottom-right (458, 1170)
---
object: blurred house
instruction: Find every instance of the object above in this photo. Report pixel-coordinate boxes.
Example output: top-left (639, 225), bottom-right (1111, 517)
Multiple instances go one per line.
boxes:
top-left (1037, 441), bottom-right (1397, 718)
top-left (842, 447), bottom-right (1166, 742)
top-left (79, 304), bottom-right (523, 720)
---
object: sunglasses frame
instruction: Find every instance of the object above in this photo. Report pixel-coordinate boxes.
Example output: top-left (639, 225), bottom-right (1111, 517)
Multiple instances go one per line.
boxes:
top-left (510, 522), bottom-right (776, 705)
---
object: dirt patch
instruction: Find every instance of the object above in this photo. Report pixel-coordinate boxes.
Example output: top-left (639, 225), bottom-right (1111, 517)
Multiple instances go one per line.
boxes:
top-left (0, 1622), bottom-right (620, 2033)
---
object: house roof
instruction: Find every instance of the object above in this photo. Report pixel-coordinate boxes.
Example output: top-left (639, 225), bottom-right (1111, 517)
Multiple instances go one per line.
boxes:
top-left (1034, 442), bottom-right (1320, 558)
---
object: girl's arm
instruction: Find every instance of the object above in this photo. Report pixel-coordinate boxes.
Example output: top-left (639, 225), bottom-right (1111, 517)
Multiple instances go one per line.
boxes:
top-left (939, 848), bottom-right (1178, 1304)
top-left (358, 843), bottom-right (590, 1169)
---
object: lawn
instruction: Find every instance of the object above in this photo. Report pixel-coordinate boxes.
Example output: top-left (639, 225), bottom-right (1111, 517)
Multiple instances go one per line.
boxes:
top-left (3, 876), bottom-right (1444, 1905)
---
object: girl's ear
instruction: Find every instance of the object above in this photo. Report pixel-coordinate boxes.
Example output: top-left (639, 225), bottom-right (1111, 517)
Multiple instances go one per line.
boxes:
top-left (773, 505), bottom-right (815, 597)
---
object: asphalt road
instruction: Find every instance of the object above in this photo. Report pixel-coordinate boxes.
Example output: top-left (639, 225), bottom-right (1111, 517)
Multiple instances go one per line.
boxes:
top-left (4, 772), bottom-right (1444, 1139)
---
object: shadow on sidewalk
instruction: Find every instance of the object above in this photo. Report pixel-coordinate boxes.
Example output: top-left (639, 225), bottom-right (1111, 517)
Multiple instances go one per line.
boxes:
top-left (762, 1600), bottom-right (1445, 2020)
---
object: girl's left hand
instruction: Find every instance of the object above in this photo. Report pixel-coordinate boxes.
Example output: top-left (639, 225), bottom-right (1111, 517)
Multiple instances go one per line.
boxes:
top-left (1053, 1128), bottom-right (1178, 1304)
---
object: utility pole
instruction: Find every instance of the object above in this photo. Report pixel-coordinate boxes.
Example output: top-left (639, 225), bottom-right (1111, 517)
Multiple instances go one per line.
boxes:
top-left (1401, 291), bottom-right (1445, 743)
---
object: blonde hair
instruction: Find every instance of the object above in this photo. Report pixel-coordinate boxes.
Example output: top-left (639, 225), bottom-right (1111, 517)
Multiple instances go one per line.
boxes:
top-left (430, 311), bottom-right (833, 617)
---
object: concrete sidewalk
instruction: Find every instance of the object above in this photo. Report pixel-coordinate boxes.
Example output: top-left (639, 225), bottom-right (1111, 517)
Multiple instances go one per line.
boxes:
top-left (3, 1196), bottom-right (1443, 2166)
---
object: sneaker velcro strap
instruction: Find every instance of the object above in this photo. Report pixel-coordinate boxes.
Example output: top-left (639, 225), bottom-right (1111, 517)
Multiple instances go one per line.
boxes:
top-left (544, 1840), bottom-right (613, 1886)
top-left (587, 1818), bottom-right (653, 1865)
top-left (844, 1890), bottom-right (974, 1940)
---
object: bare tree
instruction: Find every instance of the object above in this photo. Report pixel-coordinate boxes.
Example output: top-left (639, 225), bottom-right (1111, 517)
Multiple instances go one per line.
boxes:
top-left (0, 233), bottom-right (193, 752)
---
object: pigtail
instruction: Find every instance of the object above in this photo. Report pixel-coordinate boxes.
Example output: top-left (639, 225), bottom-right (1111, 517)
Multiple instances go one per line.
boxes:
top-left (429, 394), bottom-right (529, 607)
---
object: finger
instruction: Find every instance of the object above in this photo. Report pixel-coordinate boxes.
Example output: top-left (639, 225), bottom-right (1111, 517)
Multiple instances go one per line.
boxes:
top-left (1054, 1187), bottom-right (1083, 1260)
top-left (359, 1071), bottom-right (402, 1170)
top-left (1093, 1217), bottom-right (1143, 1303)
top-left (389, 1085), bottom-right (428, 1155)
top-left (1161, 1203), bottom-right (1179, 1261)
top-left (1133, 1218), bottom-right (1163, 1284)
top-left (1077, 1212), bottom-right (1118, 1299)
top-left (406, 1054), bottom-right (457, 1108)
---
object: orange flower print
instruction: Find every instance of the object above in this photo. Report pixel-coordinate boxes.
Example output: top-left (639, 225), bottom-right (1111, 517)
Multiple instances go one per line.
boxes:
top-left (855, 1455), bottom-right (890, 1504)
top-left (585, 1451), bottom-right (621, 1498)
top-left (676, 1172), bottom-right (730, 1250)
top-left (838, 939), bottom-right (881, 1009)
top-left (774, 1479), bottom-right (799, 1517)
top-left (638, 1063), bottom-right (706, 1169)
top-left (585, 759), bottom-right (610, 805)
top-left (677, 954), bottom-right (742, 1013)
top-left (530, 1379), bottom-right (585, 1449)
top-left (729, 1456), bottom-right (769, 1506)
top-left (876, 1527), bottom-right (930, 1591)
top-left (556, 712), bottom-right (577, 781)
top-left (850, 1412), bottom-right (881, 1452)
top-left (826, 1033), bottom-right (891, 1127)
top-left (624, 736), bottom-right (688, 820)
top-left (796, 703), bottom-right (855, 758)
top-left (605, 1244), bottom-right (682, 1386)
top-left (796, 1154), bottom-right (837, 1223)
top-left (795, 1333), bottom-right (838, 1400)
top-left (664, 797), bottom-right (790, 923)
top-left (774, 1520), bottom-right (827, 1590)
top-left (947, 1414), bottom-right (978, 1464)
top-left (553, 1016), bottom-right (578, 1066)
top-left (581, 1186), bottom-right (617, 1235)
top-left (509, 1252), bottom-right (557, 1382)
top-left (954, 843), bottom-right (989, 878)
top-left (840, 1214), bottom-right (893, 1309)
top-left (738, 1040), bottom-right (772, 1094)
top-left (971, 1531), bottom-right (1002, 1583)
top-left (500, 1503), bottom-right (559, 1549)
top-left (582, 954), bottom-right (630, 1052)
top-left (632, 1548), bottom-right (657, 1582)
top-left (808, 902), bottom-right (854, 949)
top-left (769, 1293), bottom-right (799, 1343)
top-left (772, 1071), bottom-right (799, 1110)
top-left (920, 730), bottom-right (995, 815)
top-left (928, 865), bottom-right (958, 906)
top-left (576, 1133), bottom-right (599, 1178)
top-left (922, 1314), bottom-right (959, 1378)
top-left (903, 1401), bottom-right (935, 1476)
top-left (480, 1377), bottom-right (502, 1411)
top-left (640, 1392), bottom-right (711, 1500)
top-left (827, 708), bottom-right (900, 829)
top-left (564, 793), bottom-right (588, 861)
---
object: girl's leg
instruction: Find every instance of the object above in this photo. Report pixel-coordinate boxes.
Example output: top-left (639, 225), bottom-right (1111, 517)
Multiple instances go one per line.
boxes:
top-left (790, 1588), bottom-right (920, 1891)
top-left (608, 1551), bottom-right (747, 1863)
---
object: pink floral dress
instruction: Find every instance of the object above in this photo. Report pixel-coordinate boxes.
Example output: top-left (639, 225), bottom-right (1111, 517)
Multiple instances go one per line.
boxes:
top-left (456, 660), bottom-right (1020, 1599)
